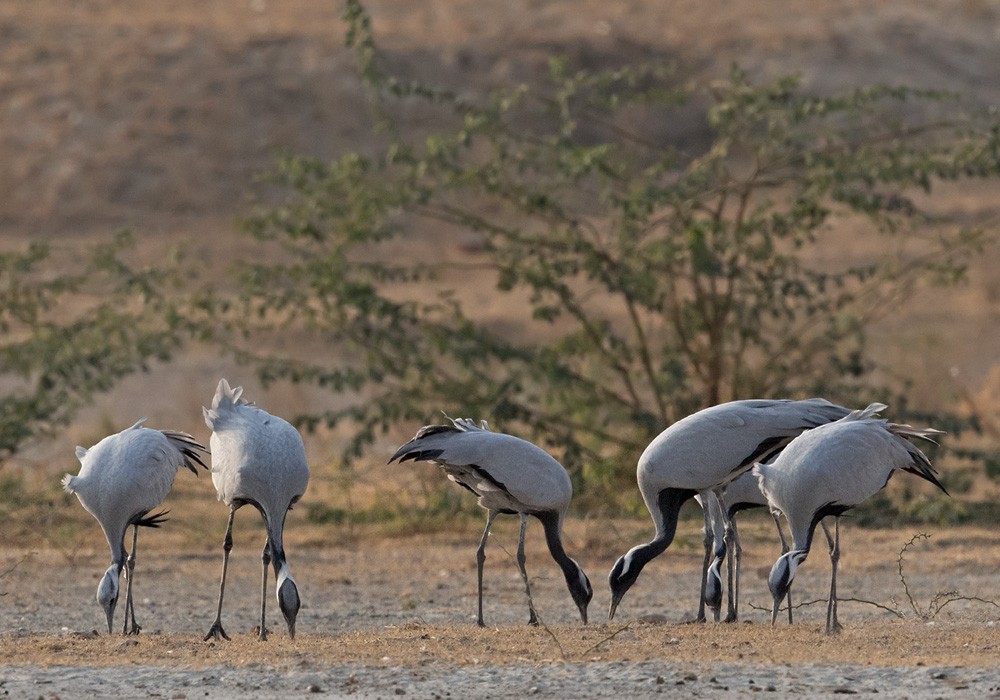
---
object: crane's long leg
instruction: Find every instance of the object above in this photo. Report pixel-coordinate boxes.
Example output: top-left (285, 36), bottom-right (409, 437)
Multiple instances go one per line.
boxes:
top-left (257, 537), bottom-right (272, 642)
top-left (772, 511), bottom-right (794, 624)
top-left (724, 517), bottom-right (741, 623)
top-left (123, 524), bottom-right (141, 635)
top-left (516, 513), bottom-right (539, 626)
top-left (825, 518), bottom-right (842, 635)
top-left (204, 507), bottom-right (236, 642)
top-left (706, 491), bottom-right (728, 622)
top-left (695, 506), bottom-right (712, 624)
top-left (475, 510), bottom-right (499, 627)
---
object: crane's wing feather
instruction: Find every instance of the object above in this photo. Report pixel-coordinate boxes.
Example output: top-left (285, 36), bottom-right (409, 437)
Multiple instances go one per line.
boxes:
top-left (390, 419), bottom-right (571, 512)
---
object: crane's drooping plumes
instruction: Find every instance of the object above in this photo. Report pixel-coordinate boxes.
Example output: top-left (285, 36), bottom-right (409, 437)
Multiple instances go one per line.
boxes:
top-left (202, 379), bottom-right (310, 642)
top-left (62, 419), bottom-right (208, 634)
top-left (753, 403), bottom-right (947, 634)
top-left (608, 398), bottom-right (852, 622)
top-left (389, 417), bottom-right (592, 626)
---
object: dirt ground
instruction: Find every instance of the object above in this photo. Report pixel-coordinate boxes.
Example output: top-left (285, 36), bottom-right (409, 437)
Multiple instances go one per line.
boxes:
top-left (3, 517), bottom-right (1000, 696)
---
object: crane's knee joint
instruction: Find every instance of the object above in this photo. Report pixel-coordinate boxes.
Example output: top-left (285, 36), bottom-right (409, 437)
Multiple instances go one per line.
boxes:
top-left (223, 532), bottom-right (233, 553)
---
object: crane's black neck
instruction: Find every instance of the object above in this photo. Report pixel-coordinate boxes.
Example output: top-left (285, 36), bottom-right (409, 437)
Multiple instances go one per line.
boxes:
top-left (801, 502), bottom-right (853, 553)
top-left (641, 487), bottom-right (698, 562)
top-left (536, 510), bottom-right (577, 575)
top-left (237, 497), bottom-right (294, 576)
top-left (609, 487), bottom-right (698, 607)
top-left (656, 487), bottom-right (698, 542)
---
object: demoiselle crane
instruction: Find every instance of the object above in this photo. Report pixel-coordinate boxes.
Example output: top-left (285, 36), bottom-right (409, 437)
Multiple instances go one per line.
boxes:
top-left (202, 379), bottom-right (310, 642)
top-left (389, 417), bottom-right (593, 626)
top-left (607, 398), bottom-right (851, 621)
top-left (753, 402), bottom-right (947, 634)
top-left (62, 419), bottom-right (208, 634)
top-left (698, 469), bottom-right (829, 623)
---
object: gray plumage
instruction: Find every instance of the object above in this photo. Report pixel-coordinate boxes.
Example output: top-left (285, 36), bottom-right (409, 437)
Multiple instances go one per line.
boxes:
top-left (202, 379), bottom-right (310, 642)
top-left (62, 418), bottom-right (208, 634)
top-left (389, 417), bottom-right (593, 626)
top-left (753, 402), bottom-right (947, 633)
top-left (608, 398), bottom-right (852, 621)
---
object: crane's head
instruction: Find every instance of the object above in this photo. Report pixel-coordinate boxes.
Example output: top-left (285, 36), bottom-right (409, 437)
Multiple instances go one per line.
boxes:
top-left (768, 549), bottom-right (807, 625)
top-left (565, 561), bottom-right (593, 624)
top-left (704, 557), bottom-right (724, 616)
top-left (276, 565), bottom-right (301, 638)
top-left (607, 546), bottom-right (646, 621)
top-left (96, 564), bottom-right (120, 634)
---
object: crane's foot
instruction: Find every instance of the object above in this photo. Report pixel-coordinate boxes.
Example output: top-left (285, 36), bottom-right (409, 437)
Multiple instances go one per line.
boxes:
top-left (527, 611), bottom-right (538, 627)
top-left (826, 620), bottom-right (843, 636)
top-left (124, 622), bottom-right (141, 636)
top-left (203, 620), bottom-right (230, 642)
top-left (724, 612), bottom-right (738, 623)
top-left (254, 625), bottom-right (270, 642)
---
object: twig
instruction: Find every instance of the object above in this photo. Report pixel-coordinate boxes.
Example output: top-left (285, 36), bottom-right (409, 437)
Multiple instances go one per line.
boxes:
top-left (932, 595), bottom-right (1000, 615)
top-left (895, 533), bottom-right (1000, 619)
top-left (897, 532), bottom-right (931, 617)
top-left (747, 596), bottom-right (902, 618)
top-left (0, 552), bottom-right (33, 596)
top-left (582, 621), bottom-right (635, 655)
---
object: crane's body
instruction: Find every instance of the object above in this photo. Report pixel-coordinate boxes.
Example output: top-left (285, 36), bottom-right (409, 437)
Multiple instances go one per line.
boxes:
top-left (754, 403), bottom-right (946, 633)
top-left (202, 379), bottom-right (309, 641)
top-left (63, 419), bottom-right (207, 634)
top-left (389, 418), bottom-right (592, 626)
top-left (608, 398), bottom-right (851, 621)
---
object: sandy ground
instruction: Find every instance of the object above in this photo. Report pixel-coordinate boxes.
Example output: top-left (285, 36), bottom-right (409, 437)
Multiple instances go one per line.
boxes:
top-left (3, 518), bottom-right (1000, 697)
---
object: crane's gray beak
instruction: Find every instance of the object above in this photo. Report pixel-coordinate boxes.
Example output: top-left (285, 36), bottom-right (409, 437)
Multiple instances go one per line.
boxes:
top-left (103, 600), bottom-right (116, 634)
top-left (97, 568), bottom-right (119, 635)
top-left (608, 595), bottom-right (621, 622)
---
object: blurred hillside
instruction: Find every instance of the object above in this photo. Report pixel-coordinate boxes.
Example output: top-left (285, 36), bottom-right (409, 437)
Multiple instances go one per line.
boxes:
top-left (2, 0), bottom-right (999, 474)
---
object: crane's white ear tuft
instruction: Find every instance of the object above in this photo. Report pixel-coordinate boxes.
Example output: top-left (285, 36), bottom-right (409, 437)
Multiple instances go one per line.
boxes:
top-left (75, 446), bottom-right (88, 461)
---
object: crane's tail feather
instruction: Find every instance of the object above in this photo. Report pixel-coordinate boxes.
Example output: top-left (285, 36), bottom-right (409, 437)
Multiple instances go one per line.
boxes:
top-left (61, 474), bottom-right (78, 493)
top-left (161, 429), bottom-right (210, 473)
top-left (841, 402), bottom-right (888, 422)
top-left (136, 509), bottom-right (170, 528)
top-left (887, 422), bottom-right (946, 444)
top-left (888, 422), bottom-right (948, 495)
top-left (388, 414), bottom-right (492, 464)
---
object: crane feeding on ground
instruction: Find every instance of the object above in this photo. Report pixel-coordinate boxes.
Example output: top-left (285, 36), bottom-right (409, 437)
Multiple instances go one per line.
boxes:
top-left (202, 379), bottom-right (310, 642)
top-left (753, 402), bottom-right (947, 634)
top-left (62, 419), bottom-right (207, 634)
top-left (389, 417), bottom-right (592, 626)
top-left (608, 398), bottom-right (851, 621)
